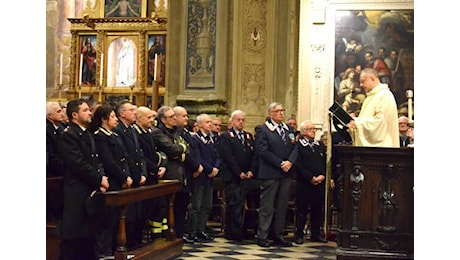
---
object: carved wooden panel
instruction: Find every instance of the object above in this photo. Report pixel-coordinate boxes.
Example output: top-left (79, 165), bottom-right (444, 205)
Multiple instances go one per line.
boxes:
top-left (335, 146), bottom-right (414, 260)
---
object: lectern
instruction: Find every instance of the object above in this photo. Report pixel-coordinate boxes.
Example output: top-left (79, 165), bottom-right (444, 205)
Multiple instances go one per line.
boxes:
top-left (334, 146), bottom-right (414, 260)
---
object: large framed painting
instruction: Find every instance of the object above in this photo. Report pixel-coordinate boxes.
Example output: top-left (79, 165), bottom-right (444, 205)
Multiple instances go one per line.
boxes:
top-left (78, 35), bottom-right (98, 87)
top-left (106, 35), bottom-right (139, 87)
top-left (333, 10), bottom-right (414, 116)
top-left (103, 0), bottom-right (147, 18)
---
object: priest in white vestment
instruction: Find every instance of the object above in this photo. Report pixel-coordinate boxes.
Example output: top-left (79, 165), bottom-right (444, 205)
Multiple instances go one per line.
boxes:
top-left (347, 68), bottom-right (399, 147)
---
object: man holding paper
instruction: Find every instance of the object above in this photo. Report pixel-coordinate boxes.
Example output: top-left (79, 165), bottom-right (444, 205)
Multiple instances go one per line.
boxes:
top-left (347, 68), bottom-right (399, 147)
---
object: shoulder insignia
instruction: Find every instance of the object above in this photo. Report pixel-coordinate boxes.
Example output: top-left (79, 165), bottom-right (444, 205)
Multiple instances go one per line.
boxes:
top-left (133, 124), bottom-right (143, 134)
top-left (245, 133), bottom-right (252, 140)
top-left (264, 121), bottom-right (276, 132)
top-left (98, 127), bottom-right (112, 136)
top-left (299, 138), bottom-right (309, 147)
top-left (229, 131), bottom-right (235, 138)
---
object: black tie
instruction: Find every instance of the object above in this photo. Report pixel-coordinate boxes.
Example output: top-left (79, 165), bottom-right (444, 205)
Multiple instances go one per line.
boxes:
top-left (238, 132), bottom-right (245, 144)
top-left (309, 139), bottom-right (315, 151)
top-left (278, 125), bottom-right (286, 141)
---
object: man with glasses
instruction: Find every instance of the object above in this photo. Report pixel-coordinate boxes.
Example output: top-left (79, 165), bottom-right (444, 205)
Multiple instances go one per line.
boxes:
top-left (294, 120), bottom-right (328, 244)
top-left (114, 99), bottom-right (148, 249)
top-left (150, 106), bottom-right (190, 241)
top-left (398, 116), bottom-right (410, 147)
top-left (255, 102), bottom-right (298, 247)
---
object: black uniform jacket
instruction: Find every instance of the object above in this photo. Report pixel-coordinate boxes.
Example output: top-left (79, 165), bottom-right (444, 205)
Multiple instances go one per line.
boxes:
top-left (217, 128), bottom-right (257, 183)
top-left (57, 121), bottom-right (105, 239)
top-left (93, 127), bottom-right (131, 190)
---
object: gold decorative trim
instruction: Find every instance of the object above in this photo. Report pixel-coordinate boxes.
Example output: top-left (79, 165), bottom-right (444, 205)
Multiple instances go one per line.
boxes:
top-left (68, 17), bottom-right (167, 31)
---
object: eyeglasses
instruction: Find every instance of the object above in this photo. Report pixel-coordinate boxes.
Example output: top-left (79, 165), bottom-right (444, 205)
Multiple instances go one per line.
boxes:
top-left (271, 109), bottom-right (285, 113)
top-left (304, 127), bottom-right (316, 131)
top-left (165, 114), bottom-right (176, 119)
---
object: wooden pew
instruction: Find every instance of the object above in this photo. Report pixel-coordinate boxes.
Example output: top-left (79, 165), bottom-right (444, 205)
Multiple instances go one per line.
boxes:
top-left (46, 178), bottom-right (184, 260)
top-left (46, 176), bottom-right (63, 260)
top-left (99, 180), bottom-right (183, 260)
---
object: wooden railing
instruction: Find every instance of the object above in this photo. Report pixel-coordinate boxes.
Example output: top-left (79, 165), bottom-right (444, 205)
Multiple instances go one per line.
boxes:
top-left (46, 178), bottom-right (184, 260)
top-left (100, 180), bottom-right (183, 260)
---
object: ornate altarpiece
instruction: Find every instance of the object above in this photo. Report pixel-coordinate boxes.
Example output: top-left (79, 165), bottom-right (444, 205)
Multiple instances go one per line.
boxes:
top-left (67, 12), bottom-right (167, 108)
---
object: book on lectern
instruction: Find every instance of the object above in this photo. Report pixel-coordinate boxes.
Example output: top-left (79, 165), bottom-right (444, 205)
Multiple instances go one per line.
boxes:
top-left (329, 101), bottom-right (353, 126)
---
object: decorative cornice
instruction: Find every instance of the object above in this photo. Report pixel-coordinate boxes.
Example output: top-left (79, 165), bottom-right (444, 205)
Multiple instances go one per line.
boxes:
top-left (68, 17), bottom-right (167, 31)
top-left (68, 17), bottom-right (167, 24)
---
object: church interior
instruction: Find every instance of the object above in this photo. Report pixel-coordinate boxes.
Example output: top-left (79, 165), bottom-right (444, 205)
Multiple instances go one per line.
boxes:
top-left (45, 0), bottom-right (415, 259)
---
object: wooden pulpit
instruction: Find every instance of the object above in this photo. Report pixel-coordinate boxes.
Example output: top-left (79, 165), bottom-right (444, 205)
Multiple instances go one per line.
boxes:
top-left (334, 146), bottom-right (414, 260)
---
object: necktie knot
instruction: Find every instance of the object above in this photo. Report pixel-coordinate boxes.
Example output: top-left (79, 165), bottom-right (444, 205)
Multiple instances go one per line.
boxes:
top-left (278, 125), bottom-right (286, 141)
top-left (238, 132), bottom-right (245, 143)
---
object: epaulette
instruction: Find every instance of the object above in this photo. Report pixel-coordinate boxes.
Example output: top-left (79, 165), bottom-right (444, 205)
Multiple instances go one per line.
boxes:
top-left (96, 127), bottom-right (112, 136)
top-left (132, 124), bottom-right (143, 134)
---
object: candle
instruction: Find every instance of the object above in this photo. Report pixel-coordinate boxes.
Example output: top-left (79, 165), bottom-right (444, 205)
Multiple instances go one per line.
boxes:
top-left (406, 90), bottom-right (414, 122)
top-left (79, 54), bottom-right (83, 85)
top-left (154, 53), bottom-right (158, 82)
top-left (100, 53), bottom-right (104, 85)
top-left (59, 53), bottom-right (63, 85)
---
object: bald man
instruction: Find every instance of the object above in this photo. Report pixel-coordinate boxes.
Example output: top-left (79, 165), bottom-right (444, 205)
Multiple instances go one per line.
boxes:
top-left (347, 68), bottom-right (399, 147)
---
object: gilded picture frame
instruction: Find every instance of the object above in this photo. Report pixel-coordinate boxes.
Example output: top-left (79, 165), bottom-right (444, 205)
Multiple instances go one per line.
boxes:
top-left (103, 0), bottom-right (147, 18)
top-left (78, 35), bottom-right (98, 87)
top-left (146, 34), bottom-right (166, 87)
top-left (333, 9), bottom-right (414, 116)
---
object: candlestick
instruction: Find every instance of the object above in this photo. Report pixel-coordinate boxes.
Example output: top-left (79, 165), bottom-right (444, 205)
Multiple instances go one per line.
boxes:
top-left (58, 84), bottom-right (62, 104)
top-left (406, 90), bottom-right (413, 122)
top-left (98, 85), bottom-right (102, 103)
top-left (152, 80), bottom-right (159, 110)
top-left (99, 53), bottom-right (104, 84)
top-left (154, 53), bottom-right (158, 81)
top-left (59, 53), bottom-right (63, 85)
top-left (79, 54), bottom-right (83, 86)
top-left (129, 84), bottom-right (135, 103)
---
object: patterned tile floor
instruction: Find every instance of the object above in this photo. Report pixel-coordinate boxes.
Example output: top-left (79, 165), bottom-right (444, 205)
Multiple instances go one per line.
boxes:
top-left (174, 223), bottom-right (337, 260)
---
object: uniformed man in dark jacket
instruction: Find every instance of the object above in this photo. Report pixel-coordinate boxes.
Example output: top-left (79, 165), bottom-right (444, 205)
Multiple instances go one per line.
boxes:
top-left (217, 109), bottom-right (258, 241)
top-left (58, 98), bottom-right (109, 260)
